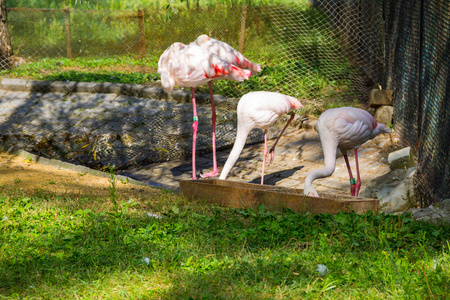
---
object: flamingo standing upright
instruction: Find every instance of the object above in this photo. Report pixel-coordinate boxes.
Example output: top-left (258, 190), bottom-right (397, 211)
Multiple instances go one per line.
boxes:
top-left (303, 107), bottom-right (391, 197)
top-left (219, 91), bottom-right (303, 184)
top-left (158, 36), bottom-right (261, 180)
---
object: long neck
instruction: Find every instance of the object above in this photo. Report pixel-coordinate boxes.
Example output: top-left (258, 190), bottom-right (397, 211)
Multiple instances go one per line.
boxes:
top-left (304, 137), bottom-right (338, 189)
top-left (219, 126), bottom-right (252, 180)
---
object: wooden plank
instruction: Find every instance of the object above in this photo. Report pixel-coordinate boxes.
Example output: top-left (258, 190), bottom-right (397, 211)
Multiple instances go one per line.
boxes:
top-left (179, 179), bottom-right (379, 214)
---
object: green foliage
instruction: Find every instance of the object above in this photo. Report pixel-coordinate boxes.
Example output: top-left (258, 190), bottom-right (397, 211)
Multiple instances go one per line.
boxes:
top-left (0, 190), bottom-right (449, 299)
top-left (6, 0), bottom-right (300, 10)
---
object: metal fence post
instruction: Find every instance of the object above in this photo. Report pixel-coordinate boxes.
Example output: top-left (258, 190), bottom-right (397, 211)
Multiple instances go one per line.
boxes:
top-left (64, 6), bottom-right (72, 58)
top-left (239, 5), bottom-right (247, 54)
top-left (138, 9), bottom-right (146, 59)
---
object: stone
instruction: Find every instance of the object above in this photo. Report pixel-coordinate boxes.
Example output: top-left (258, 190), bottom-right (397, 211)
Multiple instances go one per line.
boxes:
top-left (388, 147), bottom-right (415, 170)
top-left (171, 89), bottom-right (191, 103)
top-left (142, 87), bottom-right (166, 99)
top-left (378, 167), bottom-right (416, 213)
top-left (369, 89), bottom-right (393, 107)
top-left (50, 81), bottom-right (77, 93)
top-left (439, 199), bottom-right (450, 211)
top-left (374, 105), bottom-right (394, 125)
top-left (27, 80), bottom-right (52, 93)
top-left (0, 78), bottom-right (28, 91)
top-left (75, 82), bottom-right (98, 93)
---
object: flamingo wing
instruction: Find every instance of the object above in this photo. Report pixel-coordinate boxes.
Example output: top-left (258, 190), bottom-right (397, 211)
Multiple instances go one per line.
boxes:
top-left (192, 34), bottom-right (262, 73)
top-left (322, 107), bottom-right (376, 150)
top-left (158, 42), bottom-right (251, 92)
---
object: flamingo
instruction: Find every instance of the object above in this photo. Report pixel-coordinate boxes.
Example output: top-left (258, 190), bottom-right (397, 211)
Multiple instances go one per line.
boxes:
top-left (191, 34), bottom-right (262, 74)
top-left (303, 107), bottom-right (391, 197)
top-left (219, 91), bottom-right (303, 184)
top-left (158, 36), bottom-right (261, 180)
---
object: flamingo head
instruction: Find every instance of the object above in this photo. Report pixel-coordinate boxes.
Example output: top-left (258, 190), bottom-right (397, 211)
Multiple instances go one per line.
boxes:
top-left (303, 186), bottom-right (319, 198)
top-left (194, 34), bottom-right (210, 45)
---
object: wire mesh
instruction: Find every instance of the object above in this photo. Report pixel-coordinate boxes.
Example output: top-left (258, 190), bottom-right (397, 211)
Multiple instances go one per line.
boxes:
top-left (0, 0), bottom-right (449, 203)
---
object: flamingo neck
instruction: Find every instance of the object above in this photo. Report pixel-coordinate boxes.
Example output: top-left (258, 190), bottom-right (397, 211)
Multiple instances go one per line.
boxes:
top-left (304, 139), bottom-right (338, 191)
top-left (219, 126), bottom-right (251, 180)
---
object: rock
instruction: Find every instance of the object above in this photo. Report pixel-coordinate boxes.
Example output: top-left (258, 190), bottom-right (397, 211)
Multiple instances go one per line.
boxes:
top-left (377, 167), bottom-right (416, 213)
top-left (409, 205), bottom-right (450, 226)
top-left (388, 147), bottom-right (415, 170)
top-left (437, 199), bottom-right (450, 211)
top-left (369, 89), bottom-right (393, 107)
top-left (374, 106), bottom-right (394, 125)
top-left (170, 89), bottom-right (191, 103)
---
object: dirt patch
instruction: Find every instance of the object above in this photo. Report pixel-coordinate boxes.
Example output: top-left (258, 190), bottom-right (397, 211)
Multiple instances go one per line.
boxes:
top-left (0, 152), bottom-right (158, 200)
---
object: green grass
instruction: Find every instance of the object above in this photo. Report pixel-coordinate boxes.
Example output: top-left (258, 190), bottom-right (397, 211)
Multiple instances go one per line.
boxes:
top-left (0, 187), bottom-right (449, 299)
top-left (7, 0), bottom-right (302, 10)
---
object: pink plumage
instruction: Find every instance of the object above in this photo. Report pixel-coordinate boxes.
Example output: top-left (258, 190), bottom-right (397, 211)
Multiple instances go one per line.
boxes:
top-left (191, 34), bottom-right (262, 74)
top-left (158, 42), bottom-right (251, 93)
top-left (157, 37), bottom-right (260, 180)
top-left (304, 107), bottom-right (391, 197)
top-left (220, 91), bottom-right (303, 184)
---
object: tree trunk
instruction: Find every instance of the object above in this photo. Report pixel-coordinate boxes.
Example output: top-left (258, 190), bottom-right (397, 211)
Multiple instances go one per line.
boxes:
top-left (0, 0), bottom-right (12, 70)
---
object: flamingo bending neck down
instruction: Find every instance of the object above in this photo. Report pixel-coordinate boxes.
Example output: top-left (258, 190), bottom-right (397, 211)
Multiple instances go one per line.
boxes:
top-left (219, 91), bottom-right (303, 184)
top-left (158, 35), bottom-right (261, 180)
top-left (303, 107), bottom-right (391, 197)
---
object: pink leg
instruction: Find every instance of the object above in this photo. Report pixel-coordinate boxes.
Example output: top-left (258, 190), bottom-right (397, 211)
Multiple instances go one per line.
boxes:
top-left (202, 82), bottom-right (219, 178)
top-left (261, 129), bottom-right (268, 185)
top-left (354, 148), bottom-right (361, 197)
top-left (343, 152), bottom-right (356, 196)
top-left (268, 113), bottom-right (295, 164)
top-left (191, 88), bottom-right (198, 180)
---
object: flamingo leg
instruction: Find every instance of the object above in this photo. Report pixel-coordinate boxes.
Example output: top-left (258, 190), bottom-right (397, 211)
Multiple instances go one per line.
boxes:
top-left (354, 148), bottom-right (361, 197)
top-left (202, 81), bottom-right (219, 178)
top-left (261, 129), bottom-right (268, 185)
top-left (343, 153), bottom-right (356, 196)
top-left (268, 112), bottom-right (295, 164)
top-left (191, 87), bottom-right (198, 180)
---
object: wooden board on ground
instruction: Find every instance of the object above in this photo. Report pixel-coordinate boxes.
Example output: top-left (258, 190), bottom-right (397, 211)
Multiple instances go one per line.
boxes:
top-left (179, 179), bottom-right (379, 214)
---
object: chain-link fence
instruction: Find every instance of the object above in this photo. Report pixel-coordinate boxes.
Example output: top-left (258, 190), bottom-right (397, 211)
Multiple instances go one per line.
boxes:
top-left (382, 0), bottom-right (450, 206)
top-left (0, 0), bottom-right (449, 204)
top-left (5, 7), bottom-right (143, 59)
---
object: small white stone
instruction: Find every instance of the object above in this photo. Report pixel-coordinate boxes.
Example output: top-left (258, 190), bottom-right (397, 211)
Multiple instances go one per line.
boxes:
top-left (316, 264), bottom-right (329, 275)
top-left (147, 212), bottom-right (162, 219)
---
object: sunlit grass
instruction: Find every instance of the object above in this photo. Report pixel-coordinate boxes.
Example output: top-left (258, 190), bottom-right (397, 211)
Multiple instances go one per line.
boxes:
top-left (0, 186), bottom-right (449, 299)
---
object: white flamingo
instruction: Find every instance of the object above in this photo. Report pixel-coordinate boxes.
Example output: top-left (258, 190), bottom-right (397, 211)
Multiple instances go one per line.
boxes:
top-left (219, 91), bottom-right (303, 184)
top-left (303, 107), bottom-right (391, 197)
top-left (158, 35), bottom-right (261, 180)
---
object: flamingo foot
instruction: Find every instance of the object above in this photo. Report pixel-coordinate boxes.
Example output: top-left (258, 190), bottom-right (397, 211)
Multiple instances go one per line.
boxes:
top-left (354, 182), bottom-right (361, 197)
top-left (268, 150), bottom-right (275, 165)
top-left (200, 169), bottom-right (219, 178)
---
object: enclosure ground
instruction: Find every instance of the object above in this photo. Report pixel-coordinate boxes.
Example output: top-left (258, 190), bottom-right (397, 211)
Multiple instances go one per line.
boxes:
top-left (0, 152), bottom-right (156, 200)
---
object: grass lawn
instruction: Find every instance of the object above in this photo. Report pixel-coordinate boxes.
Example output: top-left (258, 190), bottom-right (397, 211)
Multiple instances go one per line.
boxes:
top-left (0, 180), bottom-right (449, 299)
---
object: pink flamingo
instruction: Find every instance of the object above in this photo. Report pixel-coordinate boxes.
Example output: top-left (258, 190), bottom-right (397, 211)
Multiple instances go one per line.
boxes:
top-left (219, 91), bottom-right (303, 184)
top-left (191, 34), bottom-right (262, 74)
top-left (303, 107), bottom-right (391, 197)
top-left (158, 36), bottom-right (261, 180)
